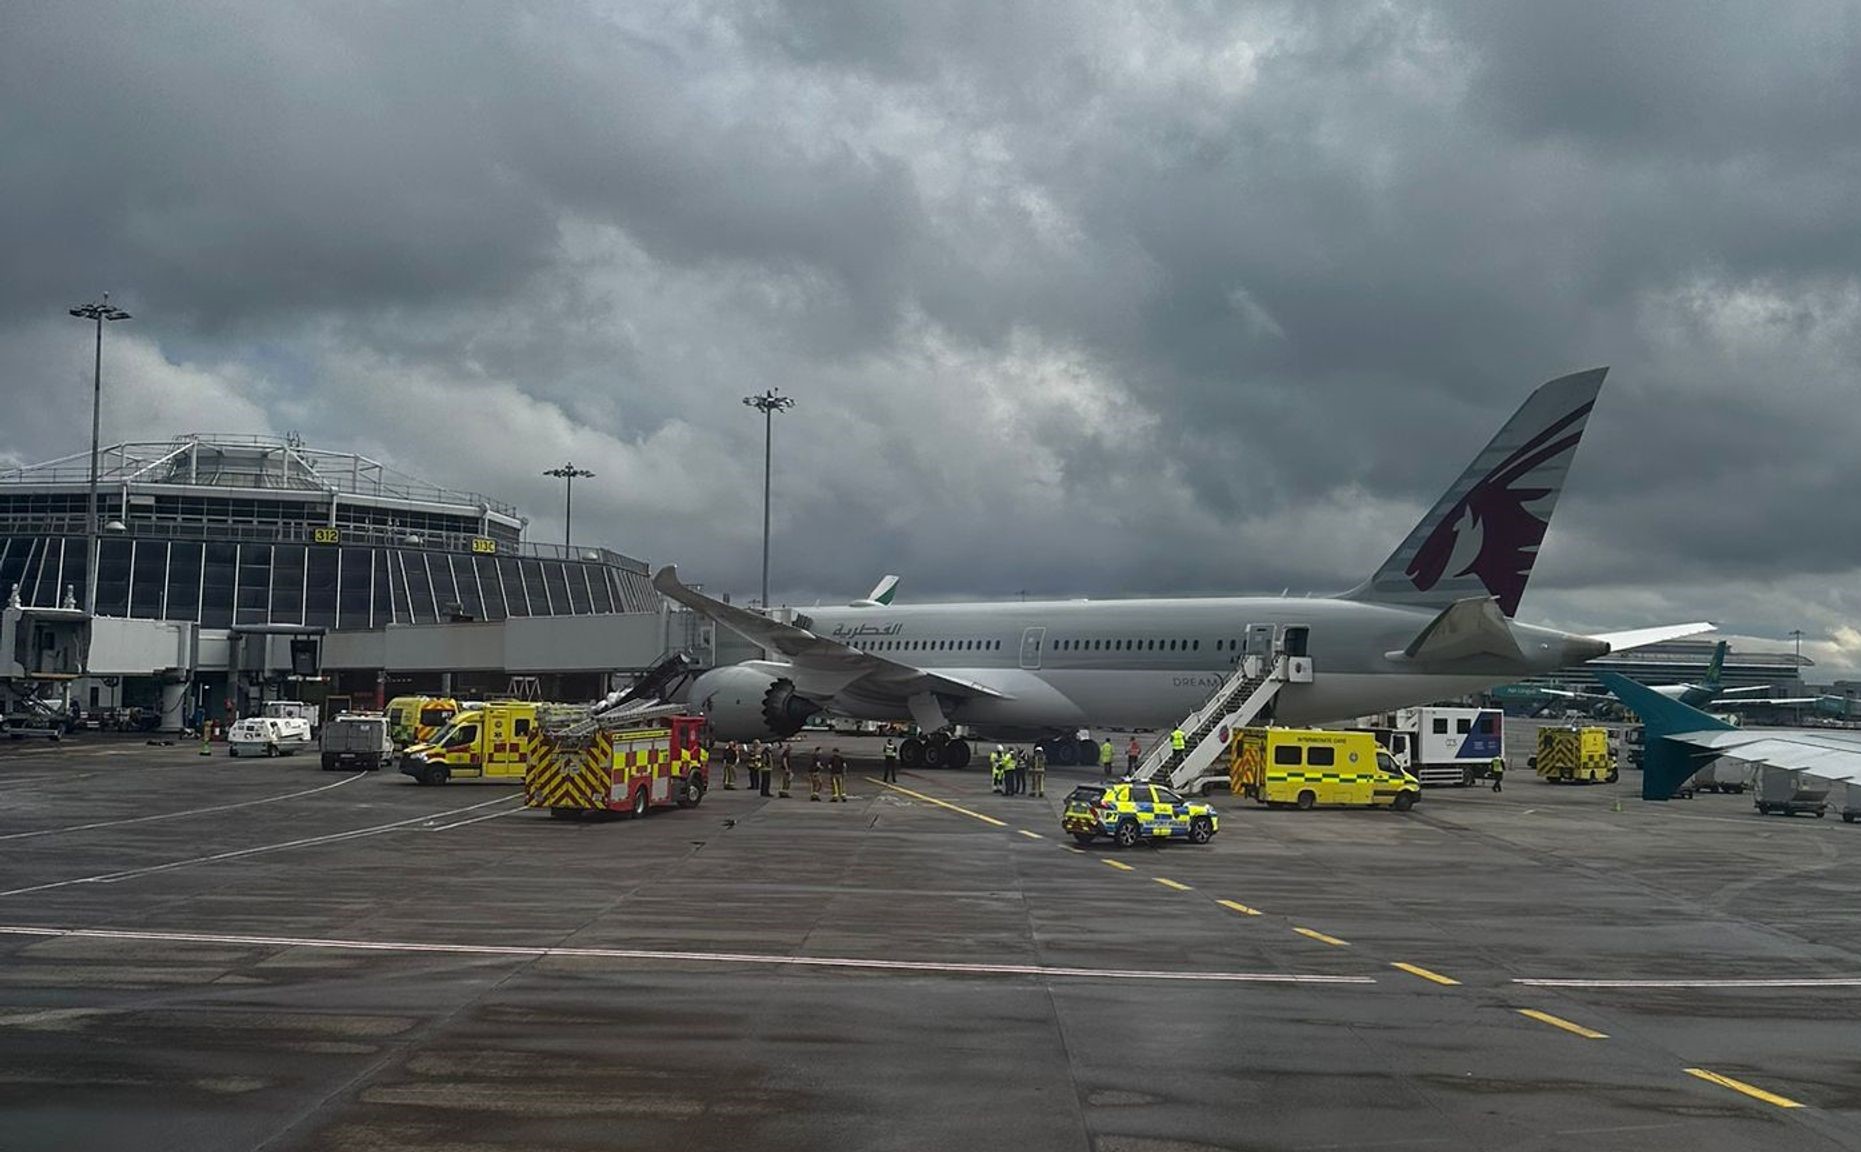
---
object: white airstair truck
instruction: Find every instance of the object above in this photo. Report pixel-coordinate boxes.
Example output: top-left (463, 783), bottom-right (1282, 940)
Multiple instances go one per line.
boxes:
top-left (1139, 623), bottom-right (1311, 795)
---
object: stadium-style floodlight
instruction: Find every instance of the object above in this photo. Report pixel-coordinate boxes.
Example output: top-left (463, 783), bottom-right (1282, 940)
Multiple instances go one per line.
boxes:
top-left (68, 293), bottom-right (131, 613)
top-left (742, 388), bottom-right (796, 610)
top-left (544, 461), bottom-right (595, 549)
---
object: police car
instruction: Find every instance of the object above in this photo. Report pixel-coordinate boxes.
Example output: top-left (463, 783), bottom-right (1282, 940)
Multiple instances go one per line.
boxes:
top-left (1062, 781), bottom-right (1219, 847)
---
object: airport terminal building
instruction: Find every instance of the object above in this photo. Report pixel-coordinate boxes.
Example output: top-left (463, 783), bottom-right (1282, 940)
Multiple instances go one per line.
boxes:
top-left (0, 435), bottom-right (696, 725)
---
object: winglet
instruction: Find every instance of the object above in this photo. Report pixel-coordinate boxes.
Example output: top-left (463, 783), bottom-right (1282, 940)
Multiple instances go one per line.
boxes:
top-left (1597, 672), bottom-right (1734, 801)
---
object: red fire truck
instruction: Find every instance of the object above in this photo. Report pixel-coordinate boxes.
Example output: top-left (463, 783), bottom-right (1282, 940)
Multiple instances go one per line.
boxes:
top-left (524, 707), bottom-right (708, 819)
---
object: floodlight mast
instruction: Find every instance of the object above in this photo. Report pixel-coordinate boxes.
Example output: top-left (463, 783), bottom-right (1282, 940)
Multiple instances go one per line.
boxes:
top-left (67, 293), bottom-right (132, 613)
top-left (742, 388), bottom-right (796, 611)
top-left (543, 462), bottom-right (596, 549)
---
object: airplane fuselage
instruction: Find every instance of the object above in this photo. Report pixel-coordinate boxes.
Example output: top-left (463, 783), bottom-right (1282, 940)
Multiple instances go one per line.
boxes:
top-left (765, 594), bottom-right (1600, 735)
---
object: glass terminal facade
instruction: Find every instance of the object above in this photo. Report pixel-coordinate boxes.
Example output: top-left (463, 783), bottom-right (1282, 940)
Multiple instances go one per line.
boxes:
top-left (0, 436), bottom-right (658, 628)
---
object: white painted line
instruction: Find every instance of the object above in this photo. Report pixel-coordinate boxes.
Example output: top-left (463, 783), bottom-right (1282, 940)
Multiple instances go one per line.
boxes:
top-left (0, 773), bottom-right (366, 842)
top-left (1516, 976), bottom-right (1861, 989)
top-left (426, 807), bottom-right (524, 832)
top-left (0, 925), bottom-right (1381, 985)
top-left (0, 795), bottom-right (521, 898)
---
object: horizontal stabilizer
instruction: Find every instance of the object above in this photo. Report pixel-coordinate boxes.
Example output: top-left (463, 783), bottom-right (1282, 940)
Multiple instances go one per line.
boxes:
top-left (1387, 596), bottom-right (1525, 664)
top-left (1589, 622), bottom-right (1716, 652)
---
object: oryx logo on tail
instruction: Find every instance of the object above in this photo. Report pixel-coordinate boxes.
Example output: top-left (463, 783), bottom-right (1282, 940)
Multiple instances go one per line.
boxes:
top-left (1404, 402), bottom-right (1593, 616)
top-left (1346, 368), bottom-right (1607, 619)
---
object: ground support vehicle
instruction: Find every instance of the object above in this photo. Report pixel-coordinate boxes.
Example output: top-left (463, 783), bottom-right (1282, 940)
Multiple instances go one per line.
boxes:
top-left (228, 716), bottom-right (313, 758)
top-left (320, 712), bottom-right (393, 771)
top-left (399, 702), bottom-right (537, 785)
top-left (385, 695), bottom-right (461, 748)
top-left (1754, 765), bottom-right (1829, 817)
top-left (1361, 707), bottom-right (1503, 787)
top-left (524, 706), bottom-right (708, 819)
top-left (1839, 780), bottom-right (1861, 824)
top-left (1689, 760), bottom-right (1754, 795)
top-left (1230, 726), bottom-right (1419, 811)
top-left (262, 700), bottom-right (321, 732)
top-left (1531, 726), bottom-right (1617, 784)
top-left (1062, 781), bottom-right (1219, 847)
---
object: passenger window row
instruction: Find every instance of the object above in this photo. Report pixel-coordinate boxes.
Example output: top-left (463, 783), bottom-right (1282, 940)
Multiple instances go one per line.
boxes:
top-left (850, 639), bottom-right (1002, 652)
top-left (1050, 638), bottom-right (1209, 652)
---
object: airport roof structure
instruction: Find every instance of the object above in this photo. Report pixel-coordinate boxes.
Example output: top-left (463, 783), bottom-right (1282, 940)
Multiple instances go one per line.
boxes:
top-left (0, 434), bottom-right (519, 519)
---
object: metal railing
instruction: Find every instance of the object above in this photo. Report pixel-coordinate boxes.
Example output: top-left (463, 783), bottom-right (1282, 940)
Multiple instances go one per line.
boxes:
top-left (0, 517), bottom-right (649, 572)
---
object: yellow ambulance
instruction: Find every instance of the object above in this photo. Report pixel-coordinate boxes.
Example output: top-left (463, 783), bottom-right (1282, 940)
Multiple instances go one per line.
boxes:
top-left (1229, 726), bottom-right (1420, 811)
top-left (385, 695), bottom-right (461, 747)
top-left (399, 701), bottom-right (538, 785)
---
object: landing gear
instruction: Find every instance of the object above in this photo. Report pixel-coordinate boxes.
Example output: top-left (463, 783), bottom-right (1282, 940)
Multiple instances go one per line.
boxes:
top-left (1046, 739), bottom-right (1076, 766)
top-left (923, 736), bottom-right (946, 769)
top-left (899, 737), bottom-right (925, 768)
top-left (943, 738), bottom-right (971, 770)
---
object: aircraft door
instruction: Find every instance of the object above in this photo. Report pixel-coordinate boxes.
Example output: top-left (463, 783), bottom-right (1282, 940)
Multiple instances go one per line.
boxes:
top-left (1019, 626), bottom-right (1046, 670)
top-left (1244, 624), bottom-right (1274, 657)
top-left (1281, 626), bottom-right (1309, 658)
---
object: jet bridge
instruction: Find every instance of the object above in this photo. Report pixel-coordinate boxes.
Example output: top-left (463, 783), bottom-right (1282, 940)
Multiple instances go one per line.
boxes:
top-left (1, 592), bottom-right (87, 737)
top-left (1138, 625), bottom-right (1314, 794)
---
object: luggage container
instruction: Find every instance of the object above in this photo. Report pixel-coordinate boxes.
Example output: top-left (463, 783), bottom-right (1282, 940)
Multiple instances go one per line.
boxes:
top-left (1839, 780), bottom-right (1861, 824)
top-left (319, 712), bottom-right (393, 771)
top-left (1753, 765), bottom-right (1829, 817)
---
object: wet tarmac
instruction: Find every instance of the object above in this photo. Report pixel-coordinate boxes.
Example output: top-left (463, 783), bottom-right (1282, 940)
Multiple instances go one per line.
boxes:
top-left (2, 734), bottom-right (1859, 1150)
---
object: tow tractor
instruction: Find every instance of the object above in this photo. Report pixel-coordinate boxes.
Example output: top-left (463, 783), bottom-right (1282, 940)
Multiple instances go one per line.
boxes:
top-left (524, 702), bottom-right (709, 819)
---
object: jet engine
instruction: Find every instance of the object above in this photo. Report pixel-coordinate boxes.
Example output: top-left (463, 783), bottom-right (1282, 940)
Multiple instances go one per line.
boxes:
top-left (688, 665), bottom-right (821, 741)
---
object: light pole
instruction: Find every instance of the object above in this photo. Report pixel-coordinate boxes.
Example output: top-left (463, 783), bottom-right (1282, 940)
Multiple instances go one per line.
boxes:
top-left (543, 462), bottom-right (595, 549)
top-left (742, 388), bottom-right (796, 610)
top-left (1790, 629), bottom-right (1805, 726)
top-left (67, 293), bottom-right (131, 613)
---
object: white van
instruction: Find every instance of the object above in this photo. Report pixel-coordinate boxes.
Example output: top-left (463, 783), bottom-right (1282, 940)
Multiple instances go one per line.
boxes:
top-left (227, 716), bottom-right (314, 758)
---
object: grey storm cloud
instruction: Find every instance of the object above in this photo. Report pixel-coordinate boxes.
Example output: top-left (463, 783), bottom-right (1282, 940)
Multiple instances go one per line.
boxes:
top-left (2, 2), bottom-right (1859, 669)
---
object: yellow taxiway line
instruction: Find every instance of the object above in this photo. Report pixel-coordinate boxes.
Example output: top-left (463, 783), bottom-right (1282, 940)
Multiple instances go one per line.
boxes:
top-left (1517, 1008), bottom-right (1608, 1039)
top-left (1391, 962), bottom-right (1461, 986)
top-left (1293, 927), bottom-right (1350, 947)
top-left (1153, 877), bottom-right (1192, 891)
top-left (1217, 899), bottom-right (1263, 917)
top-left (867, 778), bottom-right (1007, 827)
top-left (1684, 1068), bottom-right (1804, 1109)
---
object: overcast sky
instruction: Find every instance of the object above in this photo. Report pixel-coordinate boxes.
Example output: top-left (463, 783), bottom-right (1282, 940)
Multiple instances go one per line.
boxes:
top-left (3, 3), bottom-right (1858, 672)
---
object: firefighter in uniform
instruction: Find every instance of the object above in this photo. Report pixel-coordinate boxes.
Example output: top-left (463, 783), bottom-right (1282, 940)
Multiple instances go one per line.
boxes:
top-left (1030, 742), bottom-right (1047, 797)
top-left (759, 740), bottom-right (775, 798)
top-left (778, 743), bottom-right (794, 797)
top-left (810, 747), bottom-right (826, 801)
top-left (828, 748), bottom-right (848, 802)
top-left (990, 745), bottom-right (1005, 793)
top-left (723, 741), bottom-right (740, 790)
top-left (1002, 747), bottom-right (1018, 796)
top-left (882, 737), bottom-right (899, 783)
top-left (1099, 737), bottom-right (1115, 778)
top-left (1490, 755), bottom-right (1506, 793)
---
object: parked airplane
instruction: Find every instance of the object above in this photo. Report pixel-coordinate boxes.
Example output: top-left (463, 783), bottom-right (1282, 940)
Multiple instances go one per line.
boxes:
top-left (661, 368), bottom-right (1710, 768)
top-left (1603, 672), bottom-right (1861, 805)
top-left (1545, 640), bottom-right (1834, 710)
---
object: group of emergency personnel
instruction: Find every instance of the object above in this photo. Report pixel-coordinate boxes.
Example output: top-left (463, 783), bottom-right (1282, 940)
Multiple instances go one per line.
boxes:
top-left (988, 744), bottom-right (1047, 797)
top-left (715, 740), bottom-right (849, 802)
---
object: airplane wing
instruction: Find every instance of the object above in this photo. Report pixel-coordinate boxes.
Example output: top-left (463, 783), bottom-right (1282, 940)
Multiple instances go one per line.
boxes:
top-left (1599, 672), bottom-right (1861, 800)
top-left (1708, 694), bottom-right (1840, 709)
top-left (652, 566), bottom-right (1005, 700)
top-left (1588, 622), bottom-right (1717, 651)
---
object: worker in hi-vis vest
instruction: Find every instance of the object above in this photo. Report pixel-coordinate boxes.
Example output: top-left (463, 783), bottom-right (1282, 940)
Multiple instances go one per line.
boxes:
top-left (1170, 728), bottom-right (1187, 758)
top-left (1099, 738), bottom-right (1115, 777)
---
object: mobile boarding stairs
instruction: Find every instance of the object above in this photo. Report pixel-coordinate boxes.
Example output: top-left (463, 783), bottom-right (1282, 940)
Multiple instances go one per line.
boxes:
top-left (1137, 626), bottom-right (1313, 795)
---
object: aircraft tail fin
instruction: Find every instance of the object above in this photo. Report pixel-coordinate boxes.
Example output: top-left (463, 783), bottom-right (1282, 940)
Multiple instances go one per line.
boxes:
top-left (850, 575), bottom-right (900, 608)
top-left (1596, 671), bottom-right (1734, 800)
top-left (1703, 639), bottom-right (1728, 691)
top-left (1344, 368), bottom-right (1607, 618)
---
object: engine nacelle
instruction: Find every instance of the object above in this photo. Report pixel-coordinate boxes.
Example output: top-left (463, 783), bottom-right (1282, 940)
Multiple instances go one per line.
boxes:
top-left (688, 665), bottom-right (821, 741)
